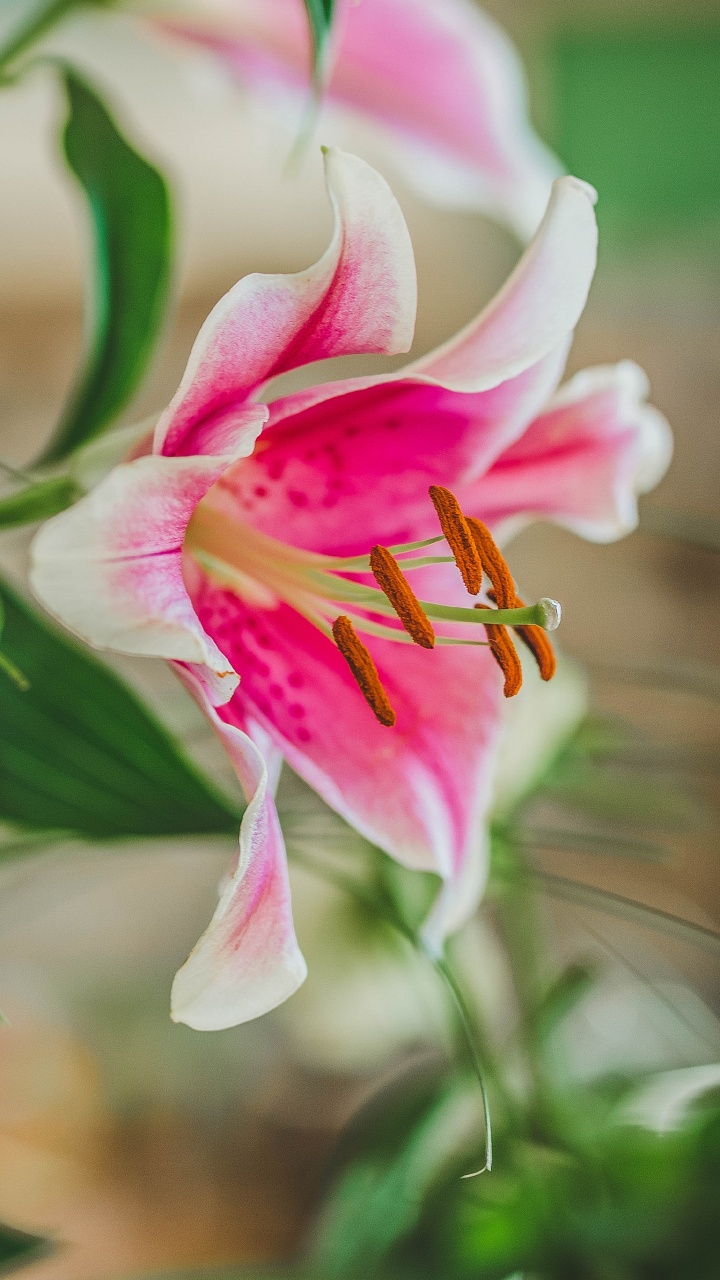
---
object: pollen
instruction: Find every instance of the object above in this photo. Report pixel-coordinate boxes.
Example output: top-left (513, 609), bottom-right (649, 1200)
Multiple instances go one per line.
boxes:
top-left (489, 588), bottom-right (556, 681)
top-left (370, 545), bottom-right (435, 649)
top-left (429, 485), bottom-right (483, 596)
top-left (465, 518), bottom-right (515, 609)
top-left (475, 603), bottom-right (522, 698)
top-left (332, 615), bottom-right (397, 726)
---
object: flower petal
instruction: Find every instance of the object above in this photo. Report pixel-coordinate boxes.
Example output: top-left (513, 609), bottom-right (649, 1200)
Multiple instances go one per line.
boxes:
top-left (469, 362), bottom-right (673, 542)
top-left (407, 175), bottom-right (598, 392)
top-left (190, 570), bottom-right (504, 946)
top-left (210, 349), bottom-right (569, 558)
top-left (154, 0), bottom-right (561, 237)
top-left (30, 455), bottom-right (238, 705)
top-left (171, 667), bottom-right (306, 1030)
top-left (154, 147), bottom-right (416, 458)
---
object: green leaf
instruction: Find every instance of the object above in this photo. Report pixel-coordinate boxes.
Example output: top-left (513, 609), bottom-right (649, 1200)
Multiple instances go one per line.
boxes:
top-left (303, 0), bottom-right (336, 84)
top-left (312, 1072), bottom-right (482, 1279)
top-left (0, 577), bottom-right (241, 839)
top-left (0, 476), bottom-right (81, 529)
top-left (533, 962), bottom-right (596, 1043)
top-left (0, 1222), bottom-right (52, 1273)
top-left (39, 67), bottom-right (172, 464)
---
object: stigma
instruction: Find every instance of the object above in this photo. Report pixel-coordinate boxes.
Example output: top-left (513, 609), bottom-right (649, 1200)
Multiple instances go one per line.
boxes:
top-left (184, 485), bottom-right (561, 726)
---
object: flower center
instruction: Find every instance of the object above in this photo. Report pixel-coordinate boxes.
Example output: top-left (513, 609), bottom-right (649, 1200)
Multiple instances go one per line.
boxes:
top-left (184, 484), bottom-right (560, 725)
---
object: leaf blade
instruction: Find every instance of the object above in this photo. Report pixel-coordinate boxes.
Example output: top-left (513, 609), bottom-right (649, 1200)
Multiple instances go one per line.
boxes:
top-left (39, 68), bottom-right (172, 464)
top-left (0, 476), bottom-right (81, 529)
top-left (0, 1222), bottom-right (52, 1274)
top-left (0, 578), bottom-right (241, 839)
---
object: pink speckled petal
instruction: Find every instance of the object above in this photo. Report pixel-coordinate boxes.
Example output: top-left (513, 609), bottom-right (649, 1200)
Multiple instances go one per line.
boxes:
top-left (153, 0), bottom-right (560, 238)
top-left (30, 455), bottom-right (238, 705)
top-left (154, 148), bottom-right (416, 458)
top-left (205, 346), bottom-right (568, 559)
top-left (171, 667), bottom-right (306, 1030)
top-left (469, 362), bottom-right (673, 542)
top-left (407, 176), bottom-right (598, 392)
top-left (190, 566), bottom-right (504, 946)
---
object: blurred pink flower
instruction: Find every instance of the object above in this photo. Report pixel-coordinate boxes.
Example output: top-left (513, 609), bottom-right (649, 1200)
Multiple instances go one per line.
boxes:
top-left (150, 0), bottom-right (561, 237)
top-left (31, 150), bottom-right (670, 1030)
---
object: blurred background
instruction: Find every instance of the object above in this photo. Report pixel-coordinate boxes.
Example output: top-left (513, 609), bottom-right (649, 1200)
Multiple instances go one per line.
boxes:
top-left (0, 0), bottom-right (718, 1276)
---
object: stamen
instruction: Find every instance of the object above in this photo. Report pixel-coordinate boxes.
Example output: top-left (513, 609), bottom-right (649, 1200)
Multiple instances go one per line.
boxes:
top-left (429, 486), bottom-right (483, 596)
top-left (332, 615), bottom-right (396, 726)
top-left (488, 588), bottom-right (556, 681)
top-left (474, 604), bottom-right (522, 698)
top-left (465, 518), bottom-right (515, 608)
top-left (369, 545), bottom-right (435, 649)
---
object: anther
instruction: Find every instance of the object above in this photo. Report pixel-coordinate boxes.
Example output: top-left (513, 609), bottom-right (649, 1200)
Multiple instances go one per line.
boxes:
top-left (370, 545), bottom-right (435, 649)
top-left (475, 603), bottom-right (522, 697)
top-left (488, 588), bottom-right (556, 681)
top-left (465, 518), bottom-right (515, 609)
top-left (428, 486), bottom-right (483, 596)
top-left (332, 615), bottom-right (397, 726)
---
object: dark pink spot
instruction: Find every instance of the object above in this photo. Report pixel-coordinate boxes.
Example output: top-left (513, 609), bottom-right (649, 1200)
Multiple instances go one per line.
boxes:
top-left (288, 672), bottom-right (304, 688)
top-left (256, 661), bottom-right (270, 677)
top-left (267, 459), bottom-right (285, 480)
top-left (254, 484), bottom-right (268, 498)
top-left (270, 683), bottom-right (284, 699)
top-left (297, 727), bottom-right (311, 743)
top-left (288, 703), bottom-right (305, 719)
top-left (287, 489), bottom-right (309, 508)
top-left (257, 633), bottom-right (272, 649)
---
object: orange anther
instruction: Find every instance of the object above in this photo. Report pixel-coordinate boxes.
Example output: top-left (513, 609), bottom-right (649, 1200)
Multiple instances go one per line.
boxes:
top-left (429, 486), bottom-right (483, 596)
top-left (466, 518), bottom-right (515, 609)
top-left (370, 545), bottom-right (435, 649)
top-left (332, 615), bottom-right (397, 726)
top-left (475, 603), bottom-right (522, 698)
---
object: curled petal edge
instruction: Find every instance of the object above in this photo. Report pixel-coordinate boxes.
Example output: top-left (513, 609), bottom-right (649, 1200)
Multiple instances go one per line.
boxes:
top-left (171, 667), bottom-right (306, 1030)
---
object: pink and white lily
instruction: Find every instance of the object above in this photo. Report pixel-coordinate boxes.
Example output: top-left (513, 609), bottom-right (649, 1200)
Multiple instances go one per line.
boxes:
top-left (31, 150), bottom-right (671, 1030)
top-left (149, 0), bottom-right (561, 238)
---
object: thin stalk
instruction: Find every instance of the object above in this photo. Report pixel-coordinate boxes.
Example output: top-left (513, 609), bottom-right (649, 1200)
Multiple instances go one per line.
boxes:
top-left (431, 953), bottom-right (493, 1175)
top-left (288, 845), bottom-right (501, 1174)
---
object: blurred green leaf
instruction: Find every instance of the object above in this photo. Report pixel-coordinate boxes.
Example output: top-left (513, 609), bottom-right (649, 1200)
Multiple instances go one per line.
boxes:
top-left (0, 476), bottom-right (81, 529)
top-left (0, 1222), bottom-right (52, 1273)
top-left (533, 963), bottom-right (596, 1044)
top-left (312, 1071), bottom-right (482, 1279)
top-left (536, 871), bottom-right (720, 957)
top-left (542, 756), bottom-right (701, 830)
top-left (303, 0), bottom-right (336, 84)
top-left (39, 68), bottom-right (172, 464)
top-left (0, 577), bottom-right (241, 839)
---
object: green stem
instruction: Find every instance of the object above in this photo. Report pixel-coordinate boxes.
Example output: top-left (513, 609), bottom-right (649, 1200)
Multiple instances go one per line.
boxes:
top-left (494, 833), bottom-right (557, 1138)
top-left (288, 845), bottom-right (501, 1172)
top-left (431, 953), bottom-right (493, 1174)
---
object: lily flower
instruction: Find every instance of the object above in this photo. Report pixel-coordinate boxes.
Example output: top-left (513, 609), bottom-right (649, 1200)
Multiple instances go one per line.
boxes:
top-left (149, 0), bottom-right (561, 238)
top-left (31, 150), bottom-right (671, 1030)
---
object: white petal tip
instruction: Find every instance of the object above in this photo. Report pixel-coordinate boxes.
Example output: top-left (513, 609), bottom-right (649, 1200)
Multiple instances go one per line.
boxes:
top-left (559, 175), bottom-right (599, 206)
top-left (170, 953), bottom-right (308, 1031)
top-left (539, 598), bottom-right (562, 631)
